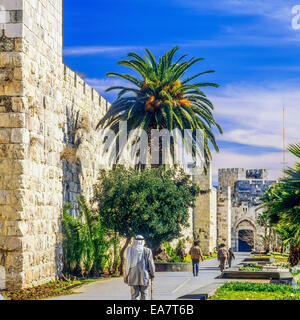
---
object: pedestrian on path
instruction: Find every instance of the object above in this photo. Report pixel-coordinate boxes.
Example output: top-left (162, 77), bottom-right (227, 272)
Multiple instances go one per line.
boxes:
top-left (228, 248), bottom-right (235, 268)
top-left (217, 244), bottom-right (229, 273)
top-left (189, 241), bottom-right (204, 277)
top-left (176, 244), bottom-right (186, 260)
top-left (124, 235), bottom-right (155, 300)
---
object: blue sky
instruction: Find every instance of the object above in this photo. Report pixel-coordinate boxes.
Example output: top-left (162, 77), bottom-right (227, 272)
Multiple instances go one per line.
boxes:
top-left (63, 0), bottom-right (300, 183)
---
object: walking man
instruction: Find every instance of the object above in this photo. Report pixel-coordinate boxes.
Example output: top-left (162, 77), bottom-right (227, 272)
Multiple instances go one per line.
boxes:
top-left (217, 244), bottom-right (229, 273)
top-left (124, 235), bottom-right (155, 300)
top-left (228, 248), bottom-right (235, 268)
top-left (189, 241), bottom-right (204, 277)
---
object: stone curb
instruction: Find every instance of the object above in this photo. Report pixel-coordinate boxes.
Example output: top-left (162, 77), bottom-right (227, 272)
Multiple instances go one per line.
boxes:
top-left (177, 280), bottom-right (224, 300)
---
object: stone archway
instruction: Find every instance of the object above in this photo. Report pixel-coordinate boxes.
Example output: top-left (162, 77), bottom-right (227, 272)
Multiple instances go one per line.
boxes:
top-left (238, 230), bottom-right (254, 252)
top-left (234, 219), bottom-right (256, 252)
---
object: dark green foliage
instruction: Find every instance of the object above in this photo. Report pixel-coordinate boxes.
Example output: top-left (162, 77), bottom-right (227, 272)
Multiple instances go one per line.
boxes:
top-left (93, 165), bottom-right (202, 249)
top-left (163, 241), bottom-right (185, 263)
top-left (62, 196), bottom-right (111, 276)
top-left (259, 143), bottom-right (300, 266)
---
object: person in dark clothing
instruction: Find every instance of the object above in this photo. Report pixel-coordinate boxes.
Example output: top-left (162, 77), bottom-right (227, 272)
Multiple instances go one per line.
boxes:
top-left (217, 244), bottom-right (229, 272)
top-left (176, 245), bottom-right (186, 260)
top-left (189, 242), bottom-right (204, 276)
top-left (228, 248), bottom-right (235, 268)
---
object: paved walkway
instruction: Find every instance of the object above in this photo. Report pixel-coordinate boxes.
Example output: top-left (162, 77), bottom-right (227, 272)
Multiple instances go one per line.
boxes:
top-left (50, 252), bottom-right (248, 300)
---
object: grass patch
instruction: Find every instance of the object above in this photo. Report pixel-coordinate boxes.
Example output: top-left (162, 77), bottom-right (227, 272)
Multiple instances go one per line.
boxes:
top-left (240, 264), bottom-right (263, 272)
top-left (210, 282), bottom-right (300, 300)
top-left (253, 253), bottom-right (289, 263)
top-left (0, 277), bottom-right (107, 300)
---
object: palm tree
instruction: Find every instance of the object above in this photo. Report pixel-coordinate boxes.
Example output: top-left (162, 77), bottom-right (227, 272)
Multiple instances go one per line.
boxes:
top-left (97, 46), bottom-right (222, 169)
top-left (259, 143), bottom-right (300, 266)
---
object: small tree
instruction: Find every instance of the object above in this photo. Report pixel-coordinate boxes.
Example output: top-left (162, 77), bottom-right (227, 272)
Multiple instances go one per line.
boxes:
top-left (93, 165), bottom-right (202, 273)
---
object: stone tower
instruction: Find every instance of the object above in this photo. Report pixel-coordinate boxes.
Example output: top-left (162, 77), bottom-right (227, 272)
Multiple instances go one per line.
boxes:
top-left (217, 168), bottom-right (276, 251)
top-left (192, 164), bottom-right (217, 254)
top-left (0, 0), bottom-right (109, 290)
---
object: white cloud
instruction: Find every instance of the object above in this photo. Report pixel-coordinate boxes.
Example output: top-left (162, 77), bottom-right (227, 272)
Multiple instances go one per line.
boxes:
top-left (211, 83), bottom-right (300, 149)
top-left (64, 45), bottom-right (142, 57)
top-left (209, 82), bottom-right (300, 183)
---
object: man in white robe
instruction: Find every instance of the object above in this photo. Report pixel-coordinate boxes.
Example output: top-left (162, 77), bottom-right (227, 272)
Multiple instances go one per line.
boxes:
top-left (124, 235), bottom-right (155, 300)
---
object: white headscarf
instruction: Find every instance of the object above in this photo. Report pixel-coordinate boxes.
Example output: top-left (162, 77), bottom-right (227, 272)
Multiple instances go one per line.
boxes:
top-left (126, 238), bottom-right (145, 275)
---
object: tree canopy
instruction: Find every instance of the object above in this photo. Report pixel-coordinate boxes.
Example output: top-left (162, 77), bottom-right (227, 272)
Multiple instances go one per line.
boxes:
top-left (93, 165), bottom-right (202, 249)
top-left (97, 47), bottom-right (222, 169)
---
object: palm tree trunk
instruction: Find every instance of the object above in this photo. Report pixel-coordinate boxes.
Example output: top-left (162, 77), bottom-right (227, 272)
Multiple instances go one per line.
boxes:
top-left (289, 245), bottom-right (300, 267)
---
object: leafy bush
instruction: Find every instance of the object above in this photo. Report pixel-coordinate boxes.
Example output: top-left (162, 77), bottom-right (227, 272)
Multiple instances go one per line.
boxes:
top-left (93, 166), bottom-right (201, 249)
top-left (62, 196), bottom-right (111, 276)
top-left (163, 241), bottom-right (186, 263)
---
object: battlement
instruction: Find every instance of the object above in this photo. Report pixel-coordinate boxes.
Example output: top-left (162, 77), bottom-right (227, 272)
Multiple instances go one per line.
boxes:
top-left (218, 168), bottom-right (269, 189)
top-left (63, 65), bottom-right (110, 115)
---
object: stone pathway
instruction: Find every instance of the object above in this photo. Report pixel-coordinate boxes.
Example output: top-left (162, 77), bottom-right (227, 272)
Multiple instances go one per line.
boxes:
top-left (50, 252), bottom-right (249, 300)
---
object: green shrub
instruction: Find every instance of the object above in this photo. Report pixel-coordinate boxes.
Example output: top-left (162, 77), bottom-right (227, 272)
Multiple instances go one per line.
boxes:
top-left (163, 241), bottom-right (185, 263)
top-left (62, 196), bottom-right (111, 276)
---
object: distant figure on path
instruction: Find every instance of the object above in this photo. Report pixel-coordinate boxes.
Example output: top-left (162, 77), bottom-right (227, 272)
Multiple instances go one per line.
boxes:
top-left (177, 244), bottom-right (186, 260)
top-left (228, 248), bottom-right (235, 268)
top-left (124, 235), bottom-right (155, 300)
top-left (189, 241), bottom-right (204, 277)
top-left (217, 244), bottom-right (229, 272)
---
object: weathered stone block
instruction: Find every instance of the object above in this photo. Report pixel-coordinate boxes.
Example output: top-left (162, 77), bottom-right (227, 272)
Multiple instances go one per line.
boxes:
top-left (0, 143), bottom-right (26, 159)
top-left (0, 67), bottom-right (13, 81)
top-left (4, 23), bottom-right (23, 38)
top-left (0, 113), bottom-right (25, 128)
top-left (0, 235), bottom-right (22, 251)
top-left (0, 96), bottom-right (13, 112)
top-left (5, 253), bottom-right (23, 273)
top-left (11, 97), bottom-right (25, 112)
top-left (1, 0), bottom-right (23, 10)
top-left (0, 190), bottom-right (11, 205)
top-left (0, 128), bottom-right (10, 143)
top-left (5, 271), bottom-right (24, 290)
top-left (13, 67), bottom-right (22, 80)
top-left (14, 38), bottom-right (22, 52)
top-left (0, 53), bottom-right (13, 67)
top-left (0, 34), bottom-right (16, 52)
top-left (9, 10), bottom-right (23, 23)
top-left (11, 128), bottom-right (29, 143)
top-left (0, 205), bottom-right (23, 220)
top-left (4, 80), bottom-right (24, 95)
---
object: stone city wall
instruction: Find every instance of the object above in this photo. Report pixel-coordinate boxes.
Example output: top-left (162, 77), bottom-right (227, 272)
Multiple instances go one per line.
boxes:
top-left (0, 0), bottom-right (110, 290)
